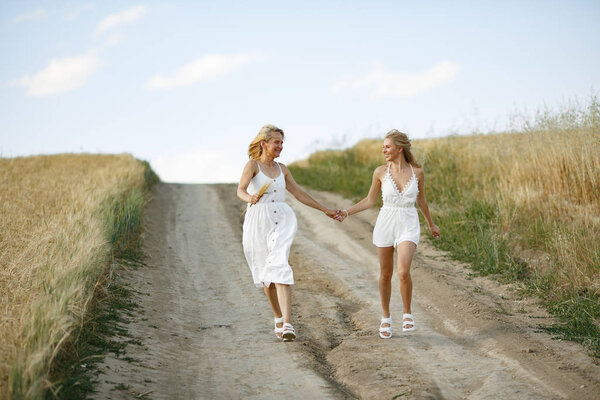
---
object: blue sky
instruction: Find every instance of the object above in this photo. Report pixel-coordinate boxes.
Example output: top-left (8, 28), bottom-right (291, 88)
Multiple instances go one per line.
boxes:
top-left (1, 1), bottom-right (599, 183)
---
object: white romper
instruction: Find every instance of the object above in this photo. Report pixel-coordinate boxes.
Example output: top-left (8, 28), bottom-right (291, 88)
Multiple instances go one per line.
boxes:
top-left (372, 163), bottom-right (420, 247)
top-left (242, 162), bottom-right (298, 288)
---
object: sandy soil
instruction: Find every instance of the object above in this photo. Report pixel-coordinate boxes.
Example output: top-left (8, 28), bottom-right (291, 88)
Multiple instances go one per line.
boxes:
top-left (90, 183), bottom-right (600, 399)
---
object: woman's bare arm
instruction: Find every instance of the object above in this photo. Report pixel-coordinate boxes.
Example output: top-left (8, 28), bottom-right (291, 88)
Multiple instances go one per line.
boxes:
top-left (281, 164), bottom-right (338, 218)
top-left (237, 161), bottom-right (261, 204)
top-left (415, 167), bottom-right (440, 236)
top-left (345, 166), bottom-right (385, 217)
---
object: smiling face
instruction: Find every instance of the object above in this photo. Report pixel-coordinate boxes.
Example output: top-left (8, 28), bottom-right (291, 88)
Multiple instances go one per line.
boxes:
top-left (382, 138), bottom-right (402, 162)
top-left (261, 131), bottom-right (284, 159)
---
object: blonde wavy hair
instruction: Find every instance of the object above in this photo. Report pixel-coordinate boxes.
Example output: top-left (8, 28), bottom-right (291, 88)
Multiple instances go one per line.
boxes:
top-left (248, 125), bottom-right (285, 160)
top-left (385, 129), bottom-right (421, 168)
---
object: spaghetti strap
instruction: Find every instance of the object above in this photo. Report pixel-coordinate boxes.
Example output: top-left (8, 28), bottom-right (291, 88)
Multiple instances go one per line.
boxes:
top-left (254, 160), bottom-right (262, 173)
top-left (387, 163), bottom-right (391, 173)
top-left (409, 164), bottom-right (415, 177)
top-left (276, 162), bottom-right (283, 175)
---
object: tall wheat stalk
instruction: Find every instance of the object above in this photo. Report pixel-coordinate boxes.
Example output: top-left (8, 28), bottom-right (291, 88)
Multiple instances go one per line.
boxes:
top-left (0, 154), bottom-right (150, 399)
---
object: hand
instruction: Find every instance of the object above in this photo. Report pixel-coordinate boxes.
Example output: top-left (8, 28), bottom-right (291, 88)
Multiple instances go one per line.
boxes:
top-left (324, 209), bottom-right (342, 222)
top-left (249, 193), bottom-right (262, 205)
top-left (334, 209), bottom-right (348, 222)
top-left (325, 209), bottom-right (344, 222)
top-left (429, 223), bottom-right (440, 238)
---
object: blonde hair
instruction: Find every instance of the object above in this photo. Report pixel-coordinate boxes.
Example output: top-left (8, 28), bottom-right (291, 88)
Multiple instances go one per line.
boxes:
top-left (248, 125), bottom-right (285, 160)
top-left (385, 129), bottom-right (421, 168)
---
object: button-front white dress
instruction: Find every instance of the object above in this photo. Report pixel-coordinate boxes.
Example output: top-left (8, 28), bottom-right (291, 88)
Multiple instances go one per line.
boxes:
top-left (242, 162), bottom-right (298, 287)
top-left (372, 163), bottom-right (421, 247)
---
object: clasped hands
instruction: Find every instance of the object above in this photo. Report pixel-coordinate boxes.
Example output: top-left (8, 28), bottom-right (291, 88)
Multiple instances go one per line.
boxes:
top-left (325, 208), bottom-right (348, 222)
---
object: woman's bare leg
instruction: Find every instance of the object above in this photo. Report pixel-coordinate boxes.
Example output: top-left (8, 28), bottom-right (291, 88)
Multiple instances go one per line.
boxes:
top-left (264, 283), bottom-right (283, 337)
top-left (396, 241), bottom-right (417, 328)
top-left (378, 246), bottom-right (395, 336)
top-left (263, 283), bottom-right (283, 317)
top-left (275, 283), bottom-right (292, 324)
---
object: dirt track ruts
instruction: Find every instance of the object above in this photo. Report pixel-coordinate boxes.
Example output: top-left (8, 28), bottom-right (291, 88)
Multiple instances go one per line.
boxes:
top-left (90, 183), bottom-right (600, 400)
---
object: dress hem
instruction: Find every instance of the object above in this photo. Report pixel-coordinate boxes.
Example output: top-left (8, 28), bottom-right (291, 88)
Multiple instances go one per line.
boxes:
top-left (373, 238), bottom-right (419, 248)
top-left (254, 281), bottom-right (295, 288)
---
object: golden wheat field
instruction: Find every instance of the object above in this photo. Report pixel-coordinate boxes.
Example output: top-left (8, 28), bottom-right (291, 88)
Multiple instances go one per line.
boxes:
top-left (0, 154), bottom-right (148, 399)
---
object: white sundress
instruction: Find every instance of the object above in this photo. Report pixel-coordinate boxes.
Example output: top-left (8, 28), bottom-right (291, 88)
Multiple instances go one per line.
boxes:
top-left (242, 162), bottom-right (298, 288)
top-left (372, 163), bottom-right (421, 247)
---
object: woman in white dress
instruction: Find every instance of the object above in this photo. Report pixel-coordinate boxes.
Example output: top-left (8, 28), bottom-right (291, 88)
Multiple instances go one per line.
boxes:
top-left (237, 125), bottom-right (339, 341)
top-left (337, 130), bottom-right (440, 338)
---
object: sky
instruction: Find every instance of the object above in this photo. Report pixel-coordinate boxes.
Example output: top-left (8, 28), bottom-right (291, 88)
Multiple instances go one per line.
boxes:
top-left (1, 1), bottom-right (599, 183)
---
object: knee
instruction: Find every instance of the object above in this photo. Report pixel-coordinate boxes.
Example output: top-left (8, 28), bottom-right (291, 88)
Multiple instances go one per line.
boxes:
top-left (380, 270), bottom-right (393, 282)
top-left (398, 269), bottom-right (411, 282)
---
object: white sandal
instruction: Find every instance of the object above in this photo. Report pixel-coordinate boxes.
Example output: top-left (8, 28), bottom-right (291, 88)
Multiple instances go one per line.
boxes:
top-left (274, 317), bottom-right (284, 340)
top-left (282, 323), bottom-right (296, 342)
top-left (379, 316), bottom-right (392, 339)
top-left (402, 313), bottom-right (415, 332)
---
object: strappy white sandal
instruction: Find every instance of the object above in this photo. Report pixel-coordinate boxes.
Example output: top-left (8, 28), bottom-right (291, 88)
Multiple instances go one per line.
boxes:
top-left (379, 316), bottom-right (392, 339)
top-left (282, 323), bottom-right (296, 342)
top-left (402, 313), bottom-right (415, 332)
top-left (274, 317), bottom-right (284, 340)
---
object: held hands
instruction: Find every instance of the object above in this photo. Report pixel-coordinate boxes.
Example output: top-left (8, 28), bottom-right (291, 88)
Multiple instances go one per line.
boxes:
top-left (324, 209), bottom-right (341, 221)
top-left (324, 209), bottom-right (347, 222)
top-left (324, 209), bottom-right (348, 222)
top-left (337, 209), bottom-right (348, 222)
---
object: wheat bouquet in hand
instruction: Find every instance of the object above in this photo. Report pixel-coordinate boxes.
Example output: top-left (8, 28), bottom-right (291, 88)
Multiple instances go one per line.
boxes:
top-left (257, 182), bottom-right (271, 198)
top-left (243, 182), bottom-right (272, 215)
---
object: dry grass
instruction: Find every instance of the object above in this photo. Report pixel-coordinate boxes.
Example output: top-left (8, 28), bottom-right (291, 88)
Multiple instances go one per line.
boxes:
top-left (353, 100), bottom-right (600, 296)
top-left (0, 153), bottom-right (148, 398)
top-left (290, 96), bottom-right (600, 354)
top-left (422, 130), bottom-right (598, 292)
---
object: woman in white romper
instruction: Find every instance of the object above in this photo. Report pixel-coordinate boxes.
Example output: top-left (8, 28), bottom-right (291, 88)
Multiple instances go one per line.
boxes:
top-left (237, 125), bottom-right (339, 341)
top-left (337, 130), bottom-right (440, 338)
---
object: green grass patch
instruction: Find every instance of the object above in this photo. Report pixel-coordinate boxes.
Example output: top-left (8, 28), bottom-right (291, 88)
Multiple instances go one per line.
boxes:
top-left (289, 149), bottom-right (380, 204)
top-left (46, 268), bottom-right (140, 400)
top-left (526, 274), bottom-right (600, 358)
top-left (429, 200), bottom-right (528, 282)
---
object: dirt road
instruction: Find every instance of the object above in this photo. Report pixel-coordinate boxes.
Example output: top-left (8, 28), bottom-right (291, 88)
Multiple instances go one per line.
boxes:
top-left (91, 183), bottom-right (600, 399)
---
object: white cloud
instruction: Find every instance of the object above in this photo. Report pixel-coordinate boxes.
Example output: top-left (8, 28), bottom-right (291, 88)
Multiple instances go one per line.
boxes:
top-left (151, 150), bottom-right (244, 183)
top-left (63, 5), bottom-right (94, 21)
top-left (332, 61), bottom-right (460, 99)
top-left (103, 33), bottom-right (124, 47)
top-left (145, 53), bottom-right (263, 90)
top-left (94, 5), bottom-right (146, 36)
top-left (14, 9), bottom-right (46, 23)
top-left (14, 52), bottom-right (101, 96)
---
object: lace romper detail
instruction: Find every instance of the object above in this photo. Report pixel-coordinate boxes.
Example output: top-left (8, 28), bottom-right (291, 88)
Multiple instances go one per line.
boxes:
top-left (372, 163), bottom-right (420, 247)
top-left (242, 161), bottom-right (298, 287)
